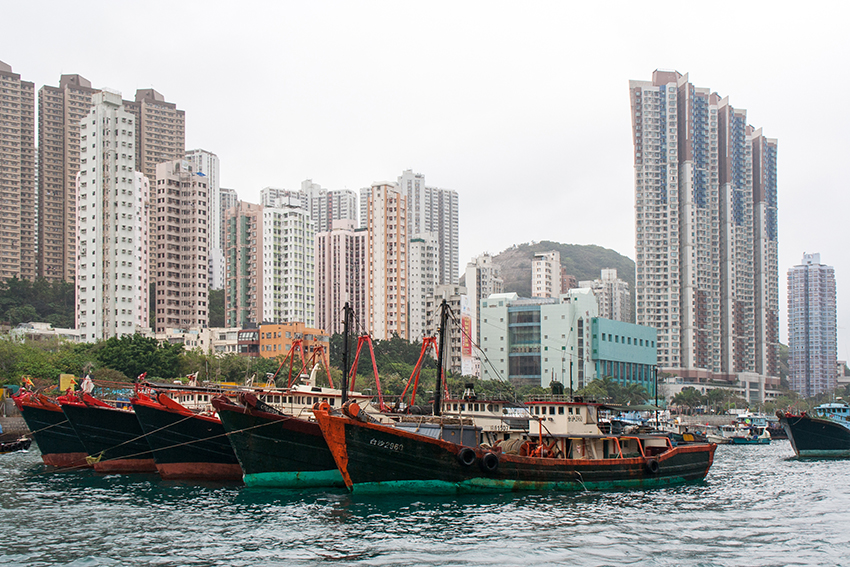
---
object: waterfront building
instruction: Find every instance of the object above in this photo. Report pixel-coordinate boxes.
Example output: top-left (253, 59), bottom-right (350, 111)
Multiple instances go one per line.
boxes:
top-left (224, 202), bottom-right (263, 327)
top-left (185, 149), bottom-right (224, 289)
top-left (409, 233), bottom-right (439, 341)
top-left (479, 289), bottom-right (600, 388)
top-left (256, 322), bottom-right (329, 360)
top-left (788, 253), bottom-right (838, 397)
top-left (365, 182), bottom-right (408, 340)
top-left (75, 91), bottom-right (150, 342)
top-left (152, 159), bottom-right (210, 333)
top-left (38, 74), bottom-right (98, 282)
top-left (315, 220), bottom-right (367, 335)
top-left (532, 251), bottom-right (561, 298)
top-left (398, 169), bottom-right (459, 285)
top-left (464, 253), bottom-right (503, 347)
top-left (629, 69), bottom-right (779, 383)
top-left (580, 269), bottom-right (631, 323)
top-left (261, 204), bottom-right (315, 327)
top-left (0, 61), bottom-right (35, 281)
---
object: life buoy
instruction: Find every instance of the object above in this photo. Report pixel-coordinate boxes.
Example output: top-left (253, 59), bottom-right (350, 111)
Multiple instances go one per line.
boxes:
top-left (457, 447), bottom-right (476, 467)
top-left (479, 452), bottom-right (499, 473)
top-left (646, 459), bottom-right (660, 474)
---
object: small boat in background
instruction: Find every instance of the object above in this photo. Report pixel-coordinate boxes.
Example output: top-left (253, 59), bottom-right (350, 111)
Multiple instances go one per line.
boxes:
top-left (0, 437), bottom-right (31, 454)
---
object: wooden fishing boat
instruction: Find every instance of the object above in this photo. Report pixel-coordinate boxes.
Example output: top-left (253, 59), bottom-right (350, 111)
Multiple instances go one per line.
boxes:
top-left (59, 392), bottom-right (157, 473)
top-left (313, 301), bottom-right (717, 495)
top-left (12, 390), bottom-right (91, 468)
top-left (132, 389), bottom-right (243, 481)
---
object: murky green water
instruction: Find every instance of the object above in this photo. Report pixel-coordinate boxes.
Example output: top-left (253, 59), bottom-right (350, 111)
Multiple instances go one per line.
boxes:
top-left (1, 442), bottom-right (848, 566)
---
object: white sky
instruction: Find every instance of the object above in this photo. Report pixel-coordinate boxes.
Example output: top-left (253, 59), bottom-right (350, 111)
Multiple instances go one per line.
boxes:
top-left (4, 1), bottom-right (849, 360)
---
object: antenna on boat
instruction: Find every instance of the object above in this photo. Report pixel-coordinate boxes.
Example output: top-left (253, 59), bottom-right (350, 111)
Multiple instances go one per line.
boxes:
top-left (341, 302), bottom-right (352, 404)
top-left (434, 299), bottom-right (449, 416)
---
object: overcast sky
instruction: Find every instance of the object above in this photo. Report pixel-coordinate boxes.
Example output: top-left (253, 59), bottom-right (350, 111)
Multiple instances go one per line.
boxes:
top-left (4, 1), bottom-right (849, 360)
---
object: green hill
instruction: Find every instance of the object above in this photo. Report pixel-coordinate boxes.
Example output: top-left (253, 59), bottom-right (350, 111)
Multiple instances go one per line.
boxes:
top-left (490, 241), bottom-right (635, 318)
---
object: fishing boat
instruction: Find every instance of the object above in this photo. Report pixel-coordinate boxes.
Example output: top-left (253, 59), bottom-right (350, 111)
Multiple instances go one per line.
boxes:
top-left (131, 387), bottom-right (243, 481)
top-left (779, 402), bottom-right (850, 457)
top-left (313, 301), bottom-right (717, 494)
top-left (0, 437), bottom-right (31, 454)
top-left (728, 427), bottom-right (771, 445)
top-left (12, 390), bottom-right (91, 468)
top-left (59, 391), bottom-right (157, 473)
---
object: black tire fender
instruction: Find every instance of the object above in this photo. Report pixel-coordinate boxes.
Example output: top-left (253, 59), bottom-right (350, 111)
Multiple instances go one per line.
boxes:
top-left (479, 451), bottom-right (499, 473)
top-left (646, 458), bottom-right (660, 474)
top-left (457, 447), bottom-right (476, 467)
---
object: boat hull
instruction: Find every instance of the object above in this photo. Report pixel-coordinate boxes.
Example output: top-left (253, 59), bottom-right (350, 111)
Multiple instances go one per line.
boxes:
top-left (781, 414), bottom-right (850, 457)
top-left (729, 437), bottom-right (770, 445)
top-left (316, 410), bottom-right (716, 494)
top-left (17, 400), bottom-right (91, 468)
top-left (214, 400), bottom-right (343, 488)
top-left (132, 401), bottom-right (242, 481)
top-left (0, 438), bottom-right (31, 454)
top-left (61, 403), bottom-right (157, 473)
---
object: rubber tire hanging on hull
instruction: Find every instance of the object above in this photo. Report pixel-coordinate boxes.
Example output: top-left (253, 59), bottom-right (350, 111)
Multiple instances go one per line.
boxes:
top-left (479, 451), bottom-right (499, 473)
top-left (457, 447), bottom-right (476, 466)
top-left (646, 459), bottom-right (660, 474)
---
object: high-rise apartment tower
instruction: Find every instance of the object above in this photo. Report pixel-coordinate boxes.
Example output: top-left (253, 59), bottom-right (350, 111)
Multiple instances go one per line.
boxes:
top-left (788, 253), bottom-right (837, 397)
top-left (629, 70), bottom-right (779, 381)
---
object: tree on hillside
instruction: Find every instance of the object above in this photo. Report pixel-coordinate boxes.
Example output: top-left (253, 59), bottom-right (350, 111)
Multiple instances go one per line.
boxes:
top-left (209, 288), bottom-right (225, 327)
top-left (89, 334), bottom-right (183, 381)
top-left (0, 277), bottom-right (75, 328)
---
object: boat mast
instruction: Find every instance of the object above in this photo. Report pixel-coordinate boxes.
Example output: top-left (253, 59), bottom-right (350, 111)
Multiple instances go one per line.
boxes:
top-left (434, 299), bottom-right (448, 416)
top-left (341, 302), bottom-right (351, 404)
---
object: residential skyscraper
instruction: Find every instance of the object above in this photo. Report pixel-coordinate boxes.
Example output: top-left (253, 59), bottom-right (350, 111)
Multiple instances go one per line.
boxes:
top-left (398, 170), bottom-right (459, 285)
top-left (185, 149), bottom-right (224, 289)
top-left (75, 91), bottom-right (149, 342)
top-left (0, 61), bottom-right (35, 281)
top-left (315, 219), bottom-right (367, 334)
top-left (366, 182), bottom-right (408, 340)
top-left (788, 253), bottom-right (837, 397)
top-left (629, 70), bottom-right (779, 382)
top-left (152, 159), bottom-right (210, 332)
top-left (123, 89), bottom-right (185, 184)
top-left (261, 204), bottom-right (315, 326)
top-left (225, 202), bottom-right (262, 327)
top-left (301, 180), bottom-right (358, 233)
top-left (260, 186), bottom-right (303, 209)
top-left (580, 269), bottom-right (631, 323)
top-left (38, 74), bottom-right (98, 281)
top-left (532, 251), bottom-right (561, 298)
top-left (408, 232), bottom-right (439, 341)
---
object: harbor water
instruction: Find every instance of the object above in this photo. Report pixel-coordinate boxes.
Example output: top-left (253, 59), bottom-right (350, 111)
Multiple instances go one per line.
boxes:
top-left (2, 441), bottom-right (849, 566)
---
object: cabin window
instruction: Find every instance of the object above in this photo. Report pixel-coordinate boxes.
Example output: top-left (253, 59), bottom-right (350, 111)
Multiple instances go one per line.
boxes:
top-left (559, 407), bottom-right (564, 415)
top-left (569, 407), bottom-right (573, 414)
top-left (549, 407), bottom-right (555, 415)
top-left (453, 403), bottom-right (458, 411)
top-left (460, 404), bottom-right (465, 411)
top-left (474, 403), bottom-right (479, 411)
top-left (329, 399), bottom-right (334, 406)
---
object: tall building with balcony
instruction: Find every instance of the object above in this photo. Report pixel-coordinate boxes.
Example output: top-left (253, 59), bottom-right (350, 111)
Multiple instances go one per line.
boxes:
top-left (629, 70), bottom-right (779, 382)
top-left (261, 204), bottom-right (315, 326)
top-left (366, 182), bottom-right (408, 340)
top-left (38, 74), bottom-right (99, 282)
top-left (532, 251), bottom-right (561, 298)
top-left (0, 61), bottom-right (35, 281)
top-left (185, 149), bottom-right (223, 289)
top-left (152, 159), bottom-right (210, 333)
top-left (123, 89), bottom-right (185, 184)
top-left (315, 219), bottom-right (367, 335)
top-left (225, 202), bottom-right (262, 327)
top-left (788, 253), bottom-right (837, 397)
top-left (579, 269), bottom-right (631, 323)
top-left (75, 91), bottom-right (149, 342)
top-left (408, 232), bottom-right (439, 341)
top-left (398, 169), bottom-right (459, 285)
